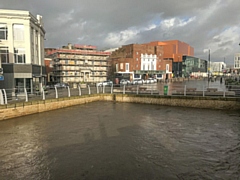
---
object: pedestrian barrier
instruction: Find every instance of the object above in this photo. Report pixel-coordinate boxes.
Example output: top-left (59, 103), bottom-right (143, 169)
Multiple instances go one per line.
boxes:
top-left (1, 81), bottom-right (240, 105)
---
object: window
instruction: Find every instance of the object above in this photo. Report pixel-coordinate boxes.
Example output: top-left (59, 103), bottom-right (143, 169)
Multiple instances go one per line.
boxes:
top-left (0, 23), bottom-right (8, 40)
top-left (0, 47), bottom-right (9, 63)
top-left (120, 63), bottom-right (123, 69)
top-left (134, 74), bottom-right (140, 78)
top-left (13, 24), bottom-right (24, 41)
top-left (166, 64), bottom-right (169, 73)
top-left (125, 63), bottom-right (129, 72)
top-left (31, 27), bottom-right (34, 43)
top-left (151, 62), bottom-right (154, 70)
top-left (35, 30), bottom-right (38, 44)
top-left (14, 48), bottom-right (26, 63)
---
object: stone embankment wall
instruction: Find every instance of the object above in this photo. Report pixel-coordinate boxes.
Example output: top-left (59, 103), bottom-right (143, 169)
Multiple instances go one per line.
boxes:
top-left (115, 94), bottom-right (240, 110)
top-left (0, 94), bottom-right (239, 121)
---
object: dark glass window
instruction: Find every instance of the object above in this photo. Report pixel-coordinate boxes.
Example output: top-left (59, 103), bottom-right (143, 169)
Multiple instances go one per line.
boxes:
top-left (0, 47), bottom-right (9, 63)
top-left (14, 48), bottom-right (26, 63)
top-left (0, 23), bottom-right (8, 40)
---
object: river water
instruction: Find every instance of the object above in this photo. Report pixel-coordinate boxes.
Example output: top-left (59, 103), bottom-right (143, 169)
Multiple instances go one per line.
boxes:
top-left (0, 102), bottom-right (239, 180)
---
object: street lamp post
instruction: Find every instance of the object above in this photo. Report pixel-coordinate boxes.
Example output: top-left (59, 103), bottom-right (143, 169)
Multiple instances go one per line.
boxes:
top-left (177, 56), bottom-right (180, 78)
top-left (208, 49), bottom-right (211, 83)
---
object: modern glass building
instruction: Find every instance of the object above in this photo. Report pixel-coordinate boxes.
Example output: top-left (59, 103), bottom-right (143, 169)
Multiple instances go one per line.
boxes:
top-left (181, 56), bottom-right (207, 77)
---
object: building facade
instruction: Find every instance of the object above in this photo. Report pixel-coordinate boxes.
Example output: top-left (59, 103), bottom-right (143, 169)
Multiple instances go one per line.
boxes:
top-left (234, 53), bottom-right (240, 70)
top-left (45, 44), bottom-right (111, 87)
top-left (210, 62), bottom-right (226, 76)
top-left (182, 56), bottom-right (207, 77)
top-left (146, 40), bottom-right (194, 78)
top-left (108, 43), bottom-right (172, 81)
top-left (0, 9), bottom-right (46, 93)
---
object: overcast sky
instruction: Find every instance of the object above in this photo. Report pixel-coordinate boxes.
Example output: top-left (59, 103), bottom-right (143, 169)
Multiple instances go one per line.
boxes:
top-left (1, 0), bottom-right (240, 64)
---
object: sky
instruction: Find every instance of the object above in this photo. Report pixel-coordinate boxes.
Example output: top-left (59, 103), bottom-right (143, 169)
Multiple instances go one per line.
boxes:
top-left (1, 0), bottom-right (240, 65)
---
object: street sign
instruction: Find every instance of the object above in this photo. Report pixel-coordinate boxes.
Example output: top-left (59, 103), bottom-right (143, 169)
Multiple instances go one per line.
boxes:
top-left (0, 76), bottom-right (4, 81)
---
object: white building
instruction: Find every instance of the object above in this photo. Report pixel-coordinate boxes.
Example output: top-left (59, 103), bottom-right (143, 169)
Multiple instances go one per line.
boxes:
top-left (234, 53), bottom-right (240, 69)
top-left (0, 9), bottom-right (46, 93)
top-left (210, 62), bottom-right (226, 75)
top-left (141, 54), bottom-right (157, 71)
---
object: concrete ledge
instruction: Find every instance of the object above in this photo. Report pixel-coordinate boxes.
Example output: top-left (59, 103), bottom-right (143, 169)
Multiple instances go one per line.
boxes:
top-left (115, 94), bottom-right (240, 110)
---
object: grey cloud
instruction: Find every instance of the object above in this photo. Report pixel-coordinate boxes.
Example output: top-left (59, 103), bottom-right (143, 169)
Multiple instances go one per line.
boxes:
top-left (0, 0), bottom-right (240, 64)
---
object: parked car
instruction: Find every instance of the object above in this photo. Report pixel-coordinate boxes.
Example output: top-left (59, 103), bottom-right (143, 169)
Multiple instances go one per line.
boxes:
top-left (133, 79), bottom-right (144, 85)
top-left (96, 80), bottom-right (113, 87)
top-left (143, 79), bottom-right (150, 84)
top-left (120, 79), bottom-right (131, 85)
top-left (45, 83), bottom-right (55, 89)
top-left (148, 78), bottom-right (157, 83)
top-left (54, 83), bottom-right (69, 88)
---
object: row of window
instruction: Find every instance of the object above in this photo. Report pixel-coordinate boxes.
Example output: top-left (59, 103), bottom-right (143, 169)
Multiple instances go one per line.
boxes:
top-left (61, 60), bottom-right (105, 65)
top-left (0, 23), bottom-right (24, 41)
top-left (62, 71), bottom-right (106, 76)
top-left (63, 77), bottom-right (106, 82)
top-left (234, 57), bottom-right (240, 60)
top-left (0, 47), bottom-right (26, 63)
top-left (142, 64), bottom-right (155, 71)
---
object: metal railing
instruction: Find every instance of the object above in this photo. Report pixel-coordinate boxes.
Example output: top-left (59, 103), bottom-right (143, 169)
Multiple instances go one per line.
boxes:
top-left (1, 81), bottom-right (239, 105)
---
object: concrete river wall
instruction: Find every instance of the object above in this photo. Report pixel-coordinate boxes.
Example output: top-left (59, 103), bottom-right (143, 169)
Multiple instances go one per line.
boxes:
top-left (1, 94), bottom-right (240, 121)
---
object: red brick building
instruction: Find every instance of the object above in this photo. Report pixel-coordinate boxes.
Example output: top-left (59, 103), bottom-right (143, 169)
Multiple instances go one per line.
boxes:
top-left (108, 40), bottom-right (194, 80)
top-left (109, 43), bottom-right (172, 81)
top-left (147, 40), bottom-right (194, 77)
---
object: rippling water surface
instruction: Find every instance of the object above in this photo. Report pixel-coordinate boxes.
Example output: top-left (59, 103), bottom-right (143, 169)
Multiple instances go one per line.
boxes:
top-left (0, 102), bottom-right (240, 179)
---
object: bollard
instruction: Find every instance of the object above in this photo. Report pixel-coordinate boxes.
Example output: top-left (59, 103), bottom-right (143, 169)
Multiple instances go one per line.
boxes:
top-left (111, 84), bottom-right (113, 94)
top-left (88, 85), bottom-right (91, 94)
top-left (67, 86), bottom-right (71, 97)
top-left (184, 85), bottom-right (186, 96)
top-left (42, 87), bottom-right (45, 100)
top-left (203, 85), bottom-right (205, 97)
top-left (78, 85), bottom-right (81, 96)
top-left (0, 89), bottom-right (4, 105)
top-left (24, 88), bottom-right (28, 102)
top-left (55, 86), bottom-right (58, 99)
top-left (3, 89), bottom-right (7, 104)
top-left (96, 85), bottom-right (99, 94)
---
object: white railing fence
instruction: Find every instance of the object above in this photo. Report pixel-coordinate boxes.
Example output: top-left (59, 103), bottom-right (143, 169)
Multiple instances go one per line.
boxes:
top-left (0, 83), bottom-right (239, 105)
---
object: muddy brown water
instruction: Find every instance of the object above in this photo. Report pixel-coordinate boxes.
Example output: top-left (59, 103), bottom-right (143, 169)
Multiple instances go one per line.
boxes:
top-left (0, 101), bottom-right (239, 179)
